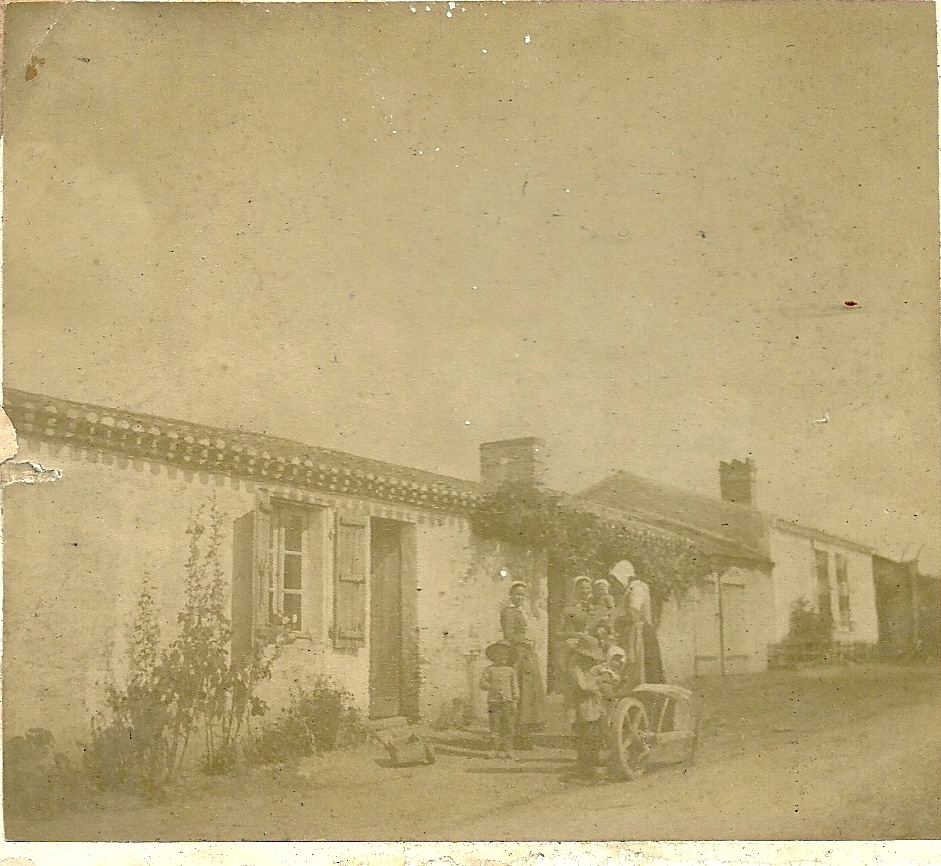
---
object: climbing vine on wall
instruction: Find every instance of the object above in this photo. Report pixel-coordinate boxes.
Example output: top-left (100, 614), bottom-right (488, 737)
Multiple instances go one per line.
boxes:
top-left (471, 484), bottom-right (713, 616)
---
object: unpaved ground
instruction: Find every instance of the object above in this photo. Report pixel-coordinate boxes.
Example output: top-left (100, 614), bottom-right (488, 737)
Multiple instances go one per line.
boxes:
top-left (8, 664), bottom-right (939, 840)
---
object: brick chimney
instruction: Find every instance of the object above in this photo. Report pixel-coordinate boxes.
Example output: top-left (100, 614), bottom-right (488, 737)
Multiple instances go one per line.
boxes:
top-left (719, 457), bottom-right (756, 505)
top-left (480, 437), bottom-right (548, 491)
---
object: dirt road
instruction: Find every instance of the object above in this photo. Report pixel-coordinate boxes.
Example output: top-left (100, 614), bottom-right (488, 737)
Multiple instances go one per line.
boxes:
top-left (10, 664), bottom-right (939, 840)
top-left (441, 695), bottom-right (940, 840)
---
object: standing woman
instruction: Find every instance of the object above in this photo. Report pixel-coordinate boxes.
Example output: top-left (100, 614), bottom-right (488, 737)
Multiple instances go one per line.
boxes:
top-left (552, 575), bottom-right (594, 700)
top-left (500, 581), bottom-right (547, 749)
top-left (609, 560), bottom-right (665, 685)
top-left (558, 575), bottom-right (593, 639)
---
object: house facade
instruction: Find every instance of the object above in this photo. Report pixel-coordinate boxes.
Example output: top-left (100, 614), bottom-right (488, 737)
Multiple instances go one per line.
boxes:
top-left (713, 458), bottom-right (879, 649)
top-left (766, 520), bottom-right (878, 646)
top-left (579, 472), bottom-right (776, 679)
top-left (582, 456), bottom-right (882, 671)
top-left (3, 391), bottom-right (892, 756)
top-left (2, 390), bottom-right (548, 752)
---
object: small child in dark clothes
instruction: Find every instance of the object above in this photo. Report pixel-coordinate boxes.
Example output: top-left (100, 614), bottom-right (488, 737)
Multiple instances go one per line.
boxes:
top-left (480, 641), bottom-right (519, 759)
top-left (566, 634), bottom-right (606, 782)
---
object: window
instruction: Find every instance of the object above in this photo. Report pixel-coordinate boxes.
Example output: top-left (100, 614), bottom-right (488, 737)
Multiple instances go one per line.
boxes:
top-left (233, 496), bottom-right (365, 654)
top-left (268, 506), bottom-right (308, 631)
top-left (232, 496), bottom-right (327, 656)
top-left (835, 552), bottom-right (851, 628)
top-left (815, 549), bottom-right (832, 621)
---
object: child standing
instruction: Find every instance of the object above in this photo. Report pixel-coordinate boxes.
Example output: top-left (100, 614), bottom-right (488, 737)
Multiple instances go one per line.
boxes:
top-left (566, 634), bottom-right (606, 782)
top-left (480, 640), bottom-right (519, 759)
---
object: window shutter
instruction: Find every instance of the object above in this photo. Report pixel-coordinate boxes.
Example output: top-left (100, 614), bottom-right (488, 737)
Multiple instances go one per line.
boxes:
top-left (333, 512), bottom-right (367, 650)
top-left (232, 492), bottom-right (273, 659)
top-left (253, 491), bottom-right (273, 632)
top-left (232, 510), bottom-right (256, 661)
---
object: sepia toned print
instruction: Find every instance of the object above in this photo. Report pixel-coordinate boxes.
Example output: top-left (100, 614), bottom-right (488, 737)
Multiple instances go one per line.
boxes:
top-left (1, 0), bottom-right (938, 842)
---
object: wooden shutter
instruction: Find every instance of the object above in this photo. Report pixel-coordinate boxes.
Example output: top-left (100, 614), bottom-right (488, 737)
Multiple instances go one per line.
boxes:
top-left (254, 490), bottom-right (273, 632)
top-left (231, 491), bottom-right (272, 659)
top-left (333, 512), bottom-right (367, 650)
top-left (232, 510), bottom-right (256, 661)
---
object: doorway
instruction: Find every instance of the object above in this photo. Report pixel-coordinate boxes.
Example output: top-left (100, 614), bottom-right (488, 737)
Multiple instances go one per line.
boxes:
top-left (695, 574), bottom-right (748, 676)
top-left (369, 519), bottom-right (410, 720)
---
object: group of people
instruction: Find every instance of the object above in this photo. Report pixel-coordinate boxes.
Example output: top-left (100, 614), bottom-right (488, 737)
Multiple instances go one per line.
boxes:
top-left (559, 559), bottom-right (664, 688)
top-left (477, 559), bottom-right (664, 775)
top-left (558, 560), bottom-right (665, 781)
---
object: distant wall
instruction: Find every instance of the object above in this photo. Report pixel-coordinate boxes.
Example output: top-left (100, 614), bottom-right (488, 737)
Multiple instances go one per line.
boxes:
top-left (768, 529), bottom-right (817, 642)
top-left (734, 564), bottom-right (775, 673)
top-left (768, 528), bottom-right (877, 644)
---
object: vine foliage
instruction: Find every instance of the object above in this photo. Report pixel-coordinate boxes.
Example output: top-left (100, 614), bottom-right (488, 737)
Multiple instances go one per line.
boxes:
top-left (471, 484), bottom-right (712, 617)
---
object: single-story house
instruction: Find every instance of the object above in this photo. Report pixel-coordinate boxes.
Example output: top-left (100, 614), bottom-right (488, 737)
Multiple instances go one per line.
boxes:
top-left (581, 457), bottom-right (881, 659)
top-left (578, 467), bottom-right (775, 679)
top-left (3, 388), bottom-right (765, 755)
top-left (2, 390), bottom-right (551, 752)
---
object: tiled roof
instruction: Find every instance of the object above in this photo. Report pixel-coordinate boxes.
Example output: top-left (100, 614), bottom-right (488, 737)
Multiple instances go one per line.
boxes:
top-left (4, 389), bottom-right (481, 513)
top-left (580, 470), bottom-right (772, 564)
top-left (571, 495), bottom-right (768, 563)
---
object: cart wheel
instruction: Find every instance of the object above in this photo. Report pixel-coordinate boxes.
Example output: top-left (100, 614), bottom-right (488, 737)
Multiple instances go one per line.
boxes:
top-left (608, 697), bottom-right (650, 781)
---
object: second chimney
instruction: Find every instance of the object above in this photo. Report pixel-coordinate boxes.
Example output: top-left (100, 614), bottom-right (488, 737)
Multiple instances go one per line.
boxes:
top-left (719, 457), bottom-right (756, 505)
top-left (480, 437), bottom-right (548, 491)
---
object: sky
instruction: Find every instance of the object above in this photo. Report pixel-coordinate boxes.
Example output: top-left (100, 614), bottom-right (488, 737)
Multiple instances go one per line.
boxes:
top-left (3, 1), bottom-right (939, 570)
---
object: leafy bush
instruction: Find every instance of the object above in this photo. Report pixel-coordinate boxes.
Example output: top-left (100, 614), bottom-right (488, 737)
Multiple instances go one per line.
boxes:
top-left (4, 728), bottom-right (91, 819)
top-left (248, 678), bottom-right (367, 764)
top-left (775, 596), bottom-right (833, 665)
top-left (85, 501), bottom-right (286, 793)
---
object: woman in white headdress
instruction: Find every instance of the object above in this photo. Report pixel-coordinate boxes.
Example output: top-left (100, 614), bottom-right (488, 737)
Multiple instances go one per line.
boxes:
top-left (609, 560), bottom-right (664, 685)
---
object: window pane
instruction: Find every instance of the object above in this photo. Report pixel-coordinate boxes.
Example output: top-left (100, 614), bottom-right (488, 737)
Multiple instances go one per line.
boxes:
top-left (283, 513), bottom-right (303, 552)
top-left (283, 592), bottom-right (302, 630)
top-left (283, 552), bottom-right (302, 590)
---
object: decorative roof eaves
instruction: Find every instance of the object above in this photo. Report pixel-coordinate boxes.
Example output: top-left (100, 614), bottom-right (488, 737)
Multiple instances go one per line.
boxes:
top-left (4, 389), bottom-right (482, 515)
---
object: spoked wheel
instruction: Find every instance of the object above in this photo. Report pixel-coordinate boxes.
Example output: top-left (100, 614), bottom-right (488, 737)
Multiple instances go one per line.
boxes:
top-left (608, 697), bottom-right (650, 780)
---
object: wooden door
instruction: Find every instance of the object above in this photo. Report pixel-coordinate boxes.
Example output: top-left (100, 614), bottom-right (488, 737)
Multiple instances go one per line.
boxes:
top-left (721, 582), bottom-right (747, 674)
top-left (369, 519), bottom-right (403, 719)
top-left (695, 577), bottom-right (721, 676)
